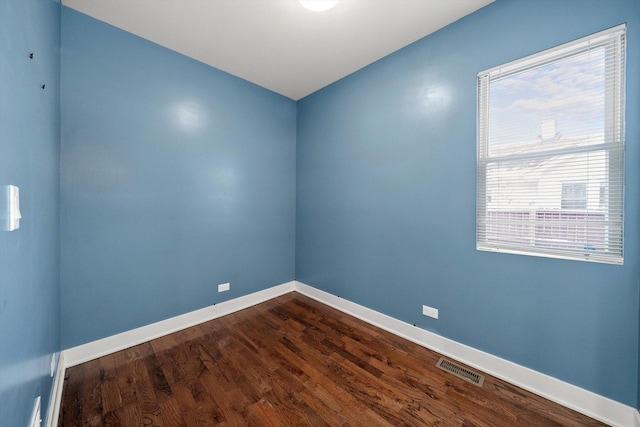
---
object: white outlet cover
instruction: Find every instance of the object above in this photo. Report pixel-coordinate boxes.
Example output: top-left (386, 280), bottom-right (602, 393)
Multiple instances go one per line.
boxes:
top-left (422, 305), bottom-right (439, 319)
top-left (29, 396), bottom-right (41, 427)
top-left (218, 282), bottom-right (230, 292)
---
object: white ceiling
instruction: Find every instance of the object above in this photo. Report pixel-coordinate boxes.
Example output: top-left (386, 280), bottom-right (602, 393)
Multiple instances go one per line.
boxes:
top-left (61, 0), bottom-right (494, 100)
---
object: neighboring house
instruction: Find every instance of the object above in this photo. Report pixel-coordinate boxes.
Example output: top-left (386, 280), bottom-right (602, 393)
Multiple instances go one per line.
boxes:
top-left (485, 126), bottom-right (609, 251)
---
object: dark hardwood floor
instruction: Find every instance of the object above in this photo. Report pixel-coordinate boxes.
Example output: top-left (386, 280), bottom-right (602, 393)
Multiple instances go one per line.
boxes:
top-left (58, 292), bottom-right (607, 426)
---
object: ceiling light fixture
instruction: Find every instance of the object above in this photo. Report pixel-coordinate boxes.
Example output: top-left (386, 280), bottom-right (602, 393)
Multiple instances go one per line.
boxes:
top-left (298, 0), bottom-right (339, 12)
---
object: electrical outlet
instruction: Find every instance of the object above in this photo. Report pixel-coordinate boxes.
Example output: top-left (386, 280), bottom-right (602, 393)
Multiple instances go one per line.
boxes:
top-left (422, 305), bottom-right (439, 319)
top-left (29, 396), bottom-right (41, 427)
top-left (218, 282), bottom-right (230, 292)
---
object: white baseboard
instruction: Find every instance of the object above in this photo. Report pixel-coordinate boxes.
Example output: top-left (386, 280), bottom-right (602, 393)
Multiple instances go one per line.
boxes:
top-left (293, 281), bottom-right (637, 427)
top-left (62, 281), bottom-right (296, 367)
top-left (45, 351), bottom-right (65, 427)
top-left (55, 279), bottom-right (637, 427)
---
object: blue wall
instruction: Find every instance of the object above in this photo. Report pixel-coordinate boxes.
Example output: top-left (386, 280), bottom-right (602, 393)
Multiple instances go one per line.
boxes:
top-left (296, 0), bottom-right (640, 407)
top-left (0, 0), bottom-right (61, 425)
top-left (60, 8), bottom-right (296, 348)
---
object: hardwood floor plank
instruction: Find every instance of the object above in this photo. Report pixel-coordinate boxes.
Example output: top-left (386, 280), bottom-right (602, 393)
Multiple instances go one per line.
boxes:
top-left (172, 381), bottom-right (224, 427)
top-left (103, 403), bottom-right (143, 427)
top-left (58, 364), bottom-right (83, 427)
top-left (130, 359), bottom-right (164, 426)
top-left (99, 356), bottom-right (123, 415)
top-left (81, 358), bottom-right (104, 426)
top-left (112, 352), bottom-right (138, 408)
top-left (245, 398), bottom-right (282, 426)
top-left (275, 340), bottom-right (396, 426)
top-left (159, 397), bottom-right (188, 427)
top-left (58, 292), bottom-right (608, 427)
top-left (199, 372), bottom-right (253, 425)
top-left (142, 351), bottom-right (174, 405)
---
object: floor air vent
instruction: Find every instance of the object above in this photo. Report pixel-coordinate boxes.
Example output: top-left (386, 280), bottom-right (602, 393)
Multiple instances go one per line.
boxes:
top-left (436, 358), bottom-right (485, 387)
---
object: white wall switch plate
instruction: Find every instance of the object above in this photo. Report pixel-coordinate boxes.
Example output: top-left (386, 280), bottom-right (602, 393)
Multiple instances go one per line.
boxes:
top-left (8, 185), bottom-right (21, 231)
top-left (218, 282), bottom-right (230, 292)
top-left (422, 305), bottom-right (439, 319)
top-left (50, 354), bottom-right (56, 378)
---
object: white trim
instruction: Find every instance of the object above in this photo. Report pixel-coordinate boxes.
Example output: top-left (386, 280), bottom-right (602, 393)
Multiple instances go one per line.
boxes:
top-left (52, 280), bottom-right (637, 427)
top-left (293, 281), bottom-right (637, 427)
top-left (479, 24), bottom-right (626, 78)
top-left (45, 352), bottom-right (65, 427)
top-left (62, 281), bottom-right (295, 367)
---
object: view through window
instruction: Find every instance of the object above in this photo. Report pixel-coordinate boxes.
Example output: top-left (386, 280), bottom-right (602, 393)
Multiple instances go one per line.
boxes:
top-left (477, 25), bottom-right (625, 264)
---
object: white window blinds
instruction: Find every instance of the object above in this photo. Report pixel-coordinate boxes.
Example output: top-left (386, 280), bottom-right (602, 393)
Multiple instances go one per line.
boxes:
top-left (477, 25), bottom-right (626, 264)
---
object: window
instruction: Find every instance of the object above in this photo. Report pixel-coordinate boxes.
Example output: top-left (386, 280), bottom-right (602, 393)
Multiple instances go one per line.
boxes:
top-left (477, 25), bottom-right (625, 264)
top-left (561, 183), bottom-right (587, 210)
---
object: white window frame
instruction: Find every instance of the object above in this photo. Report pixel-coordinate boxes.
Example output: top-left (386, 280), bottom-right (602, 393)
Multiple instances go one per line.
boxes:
top-left (477, 25), bottom-right (626, 264)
